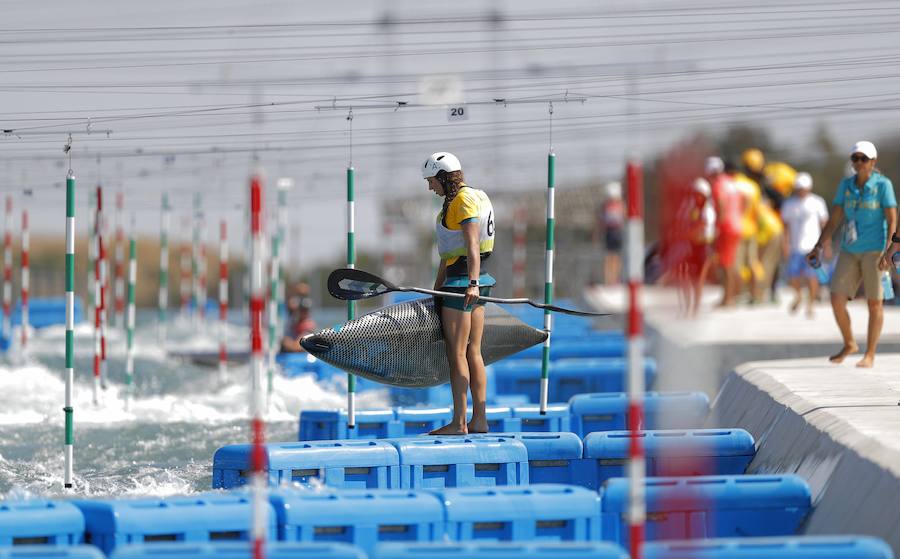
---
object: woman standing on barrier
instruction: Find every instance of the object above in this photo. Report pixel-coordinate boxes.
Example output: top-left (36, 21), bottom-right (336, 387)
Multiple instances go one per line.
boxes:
top-left (423, 152), bottom-right (496, 435)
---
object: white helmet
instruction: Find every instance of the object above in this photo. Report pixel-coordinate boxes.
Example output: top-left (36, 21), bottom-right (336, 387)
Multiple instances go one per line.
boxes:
top-left (422, 152), bottom-right (462, 179)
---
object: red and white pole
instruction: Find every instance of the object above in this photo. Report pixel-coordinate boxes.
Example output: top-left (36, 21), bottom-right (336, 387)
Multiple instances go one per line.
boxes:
top-left (382, 219), bottom-right (395, 282)
top-left (249, 174), bottom-right (267, 559)
top-left (218, 219), bottom-right (229, 378)
top-left (625, 160), bottom-right (646, 559)
top-left (97, 186), bottom-right (109, 391)
top-left (512, 205), bottom-right (528, 298)
top-left (114, 190), bottom-right (125, 329)
top-left (20, 210), bottom-right (29, 351)
top-left (2, 196), bottom-right (12, 340)
top-left (199, 219), bottom-right (208, 321)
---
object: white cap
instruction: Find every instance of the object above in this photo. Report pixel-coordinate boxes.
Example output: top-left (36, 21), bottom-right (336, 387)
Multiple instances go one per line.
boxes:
top-left (794, 172), bottom-right (813, 191)
top-left (850, 141), bottom-right (877, 159)
top-left (605, 181), bottom-right (622, 199)
top-left (704, 156), bottom-right (724, 175)
top-left (692, 177), bottom-right (711, 197)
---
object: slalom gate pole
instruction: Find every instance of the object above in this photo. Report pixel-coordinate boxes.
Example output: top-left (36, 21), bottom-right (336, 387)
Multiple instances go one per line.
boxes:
top-left (86, 190), bottom-right (95, 345)
top-left (179, 216), bottom-right (191, 316)
top-left (97, 186), bottom-right (108, 391)
top-left (346, 163), bottom-right (356, 429)
top-left (124, 222), bottom-right (136, 411)
top-left (248, 174), bottom-right (268, 559)
top-left (158, 193), bottom-right (169, 346)
top-left (199, 217), bottom-right (208, 322)
top-left (20, 209), bottom-right (29, 351)
top-left (92, 186), bottom-right (103, 405)
top-left (383, 220), bottom-right (394, 280)
top-left (539, 114), bottom-right (556, 415)
top-left (512, 205), bottom-right (527, 298)
top-left (113, 191), bottom-right (124, 329)
top-left (219, 219), bottom-right (229, 379)
top-left (626, 160), bottom-right (646, 559)
top-left (266, 221), bottom-right (279, 410)
top-left (2, 196), bottom-right (12, 340)
top-left (64, 168), bottom-right (75, 489)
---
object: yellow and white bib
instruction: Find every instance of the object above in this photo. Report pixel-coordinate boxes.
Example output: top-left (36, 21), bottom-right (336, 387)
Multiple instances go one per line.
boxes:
top-left (436, 186), bottom-right (495, 265)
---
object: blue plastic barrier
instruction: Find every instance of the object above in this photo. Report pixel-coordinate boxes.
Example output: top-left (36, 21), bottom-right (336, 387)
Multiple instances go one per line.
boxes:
top-left (0, 500), bottom-right (84, 546)
top-left (494, 359), bottom-right (657, 403)
top-left (600, 475), bottom-right (812, 547)
top-left (474, 432), bottom-right (583, 484)
top-left (212, 440), bottom-right (400, 489)
top-left (270, 488), bottom-right (443, 553)
top-left (12, 297), bottom-right (84, 329)
top-left (0, 547), bottom-right (104, 559)
top-left (376, 541), bottom-right (628, 559)
top-left (515, 339), bottom-right (625, 360)
top-left (73, 493), bottom-right (276, 555)
top-left (434, 485), bottom-right (601, 542)
top-left (579, 429), bottom-right (755, 489)
top-left (643, 536), bottom-right (894, 559)
top-left (298, 410), bottom-right (397, 441)
top-left (482, 406), bottom-right (520, 432)
top-left (568, 392), bottom-right (710, 437)
top-left (390, 373), bottom-right (496, 407)
top-left (390, 436), bottom-right (528, 489)
top-left (394, 408), bottom-right (451, 436)
top-left (511, 404), bottom-right (571, 433)
top-left (110, 542), bottom-right (366, 559)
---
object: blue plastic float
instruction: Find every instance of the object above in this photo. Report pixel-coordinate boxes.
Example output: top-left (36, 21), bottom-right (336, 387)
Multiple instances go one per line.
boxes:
top-left (269, 488), bottom-right (443, 553)
top-left (578, 429), bottom-right (755, 489)
top-left (643, 536), bottom-right (894, 559)
top-left (109, 542), bottom-right (367, 559)
top-left (568, 392), bottom-right (710, 436)
top-left (376, 541), bottom-right (628, 559)
top-left (0, 547), bottom-right (104, 559)
top-left (510, 404), bottom-right (571, 433)
top-left (391, 436), bottom-right (528, 489)
top-left (600, 475), bottom-right (812, 547)
top-left (73, 493), bottom-right (276, 555)
top-left (473, 432), bottom-right (583, 485)
top-left (212, 440), bottom-right (400, 489)
top-left (0, 500), bottom-right (84, 547)
top-left (433, 484), bottom-right (601, 542)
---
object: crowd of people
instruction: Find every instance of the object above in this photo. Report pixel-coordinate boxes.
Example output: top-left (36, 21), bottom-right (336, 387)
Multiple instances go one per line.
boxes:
top-left (598, 141), bottom-right (897, 367)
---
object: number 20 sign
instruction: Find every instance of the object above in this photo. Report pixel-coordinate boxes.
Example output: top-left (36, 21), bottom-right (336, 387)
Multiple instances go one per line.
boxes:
top-left (447, 105), bottom-right (468, 122)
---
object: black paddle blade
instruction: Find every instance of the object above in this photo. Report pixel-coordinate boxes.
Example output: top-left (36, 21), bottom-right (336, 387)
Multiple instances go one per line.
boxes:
top-left (327, 268), bottom-right (396, 301)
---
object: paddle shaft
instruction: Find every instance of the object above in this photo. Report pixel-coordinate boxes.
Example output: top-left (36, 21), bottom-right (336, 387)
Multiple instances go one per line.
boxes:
top-left (397, 285), bottom-right (605, 317)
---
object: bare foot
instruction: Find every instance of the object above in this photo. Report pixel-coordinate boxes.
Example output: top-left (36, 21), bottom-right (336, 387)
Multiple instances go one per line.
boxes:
top-left (429, 422), bottom-right (467, 435)
top-left (829, 343), bottom-right (859, 363)
top-left (856, 354), bottom-right (875, 368)
top-left (467, 420), bottom-right (489, 434)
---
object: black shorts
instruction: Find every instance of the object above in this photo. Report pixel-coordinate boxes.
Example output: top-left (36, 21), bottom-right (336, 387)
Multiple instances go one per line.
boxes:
top-left (605, 228), bottom-right (623, 252)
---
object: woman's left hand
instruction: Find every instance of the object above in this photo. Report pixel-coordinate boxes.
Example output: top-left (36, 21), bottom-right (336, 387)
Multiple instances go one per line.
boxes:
top-left (464, 285), bottom-right (480, 308)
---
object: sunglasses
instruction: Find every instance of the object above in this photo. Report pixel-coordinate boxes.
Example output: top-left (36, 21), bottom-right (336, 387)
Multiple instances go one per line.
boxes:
top-left (850, 154), bottom-right (871, 163)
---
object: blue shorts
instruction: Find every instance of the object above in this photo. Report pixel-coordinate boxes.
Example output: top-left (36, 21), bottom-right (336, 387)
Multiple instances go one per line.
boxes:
top-left (440, 273), bottom-right (496, 312)
top-left (785, 252), bottom-right (815, 280)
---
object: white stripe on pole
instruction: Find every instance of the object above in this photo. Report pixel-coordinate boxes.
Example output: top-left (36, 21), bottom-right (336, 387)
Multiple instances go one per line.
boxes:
top-left (625, 160), bottom-right (646, 558)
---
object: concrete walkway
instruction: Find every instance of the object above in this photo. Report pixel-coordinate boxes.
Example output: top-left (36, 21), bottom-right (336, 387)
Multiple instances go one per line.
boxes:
top-left (585, 284), bottom-right (900, 551)
top-left (714, 357), bottom-right (900, 550)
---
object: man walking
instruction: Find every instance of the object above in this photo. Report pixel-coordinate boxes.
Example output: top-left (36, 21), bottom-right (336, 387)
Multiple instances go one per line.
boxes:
top-left (782, 172), bottom-right (829, 318)
top-left (808, 141), bottom-right (897, 368)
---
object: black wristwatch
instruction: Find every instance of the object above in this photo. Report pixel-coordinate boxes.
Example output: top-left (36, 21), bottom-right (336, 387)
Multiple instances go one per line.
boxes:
top-left (892, 233), bottom-right (900, 244)
top-left (468, 279), bottom-right (479, 287)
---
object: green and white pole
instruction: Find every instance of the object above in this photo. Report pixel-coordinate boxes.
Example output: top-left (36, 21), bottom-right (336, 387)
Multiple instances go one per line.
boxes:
top-left (266, 213), bottom-right (280, 411)
top-left (158, 193), bottom-right (169, 347)
top-left (539, 148), bottom-right (556, 415)
top-left (124, 222), bottom-right (136, 411)
top-left (346, 164), bottom-right (357, 429)
top-left (64, 169), bottom-right (76, 489)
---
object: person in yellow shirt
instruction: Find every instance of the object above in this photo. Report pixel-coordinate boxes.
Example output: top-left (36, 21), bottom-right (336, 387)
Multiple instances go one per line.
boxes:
top-left (732, 163), bottom-right (764, 302)
top-left (423, 152), bottom-right (496, 435)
